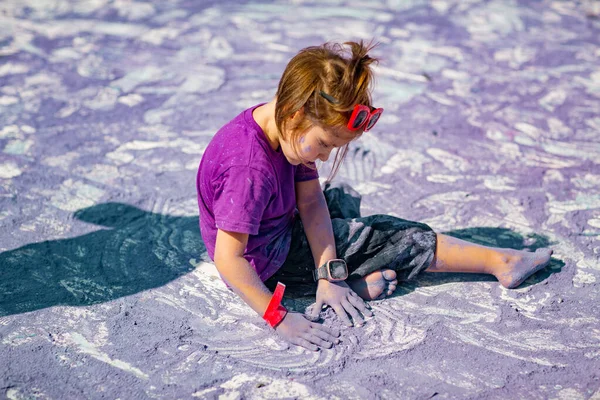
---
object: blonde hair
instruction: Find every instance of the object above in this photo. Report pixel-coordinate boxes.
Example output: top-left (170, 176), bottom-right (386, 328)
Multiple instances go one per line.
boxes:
top-left (274, 40), bottom-right (379, 180)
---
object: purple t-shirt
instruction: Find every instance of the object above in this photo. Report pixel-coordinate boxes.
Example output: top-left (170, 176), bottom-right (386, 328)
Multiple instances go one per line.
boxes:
top-left (197, 103), bottom-right (319, 281)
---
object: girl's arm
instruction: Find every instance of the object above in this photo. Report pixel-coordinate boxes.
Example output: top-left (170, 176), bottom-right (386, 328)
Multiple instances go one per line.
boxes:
top-left (295, 179), bottom-right (337, 269)
top-left (214, 228), bottom-right (339, 350)
top-left (214, 229), bottom-right (272, 314)
top-left (295, 179), bottom-right (371, 326)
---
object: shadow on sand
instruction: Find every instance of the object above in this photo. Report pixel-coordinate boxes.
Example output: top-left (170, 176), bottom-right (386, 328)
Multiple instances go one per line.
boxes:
top-left (0, 203), bottom-right (564, 316)
top-left (0, 202), bottom-right (206, 317)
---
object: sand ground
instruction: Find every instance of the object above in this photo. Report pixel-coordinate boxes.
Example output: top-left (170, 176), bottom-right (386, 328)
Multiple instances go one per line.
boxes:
top-left (1, 1), bottom-right (599, 399)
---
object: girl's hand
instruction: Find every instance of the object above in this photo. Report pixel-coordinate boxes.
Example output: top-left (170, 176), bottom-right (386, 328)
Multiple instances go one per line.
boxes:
top-left (310, 280), bottom-right (372, 326)
top-left (275, 312), bottom-right (340, 351)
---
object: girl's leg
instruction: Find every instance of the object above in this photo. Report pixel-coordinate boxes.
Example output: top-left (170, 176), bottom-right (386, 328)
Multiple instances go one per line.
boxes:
top-left (426, 233), bottom-right (553, 289)
top-left (321, 183), bottom-right (552, 299)
top-left (348, 233), bottom-right (553, 300)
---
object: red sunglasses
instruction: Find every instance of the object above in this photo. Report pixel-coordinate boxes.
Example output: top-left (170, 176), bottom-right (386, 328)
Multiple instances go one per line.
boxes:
top-left (320, 91), bottom-right (384, 132)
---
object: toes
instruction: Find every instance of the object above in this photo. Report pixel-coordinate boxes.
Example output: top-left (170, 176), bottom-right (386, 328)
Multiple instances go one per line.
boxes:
top-left (535, 248), bottom-right (553, 257)
top-left (387, 282), bottom-right (397, 296)
top-left (381, 269), bottom-right (397, 281)
top-left (535, 249), bottom-right (553, 264)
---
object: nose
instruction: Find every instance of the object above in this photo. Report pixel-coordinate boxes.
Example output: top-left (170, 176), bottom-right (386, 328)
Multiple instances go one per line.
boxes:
top-left (318, 151), bottom-right (331, 162)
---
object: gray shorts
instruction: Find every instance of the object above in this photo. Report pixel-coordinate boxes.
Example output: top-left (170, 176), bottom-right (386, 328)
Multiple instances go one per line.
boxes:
top-left (265, 182), bottom-right (437, 291)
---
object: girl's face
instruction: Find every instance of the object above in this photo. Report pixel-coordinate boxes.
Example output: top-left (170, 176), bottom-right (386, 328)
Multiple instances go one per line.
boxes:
top-left (281, 124), bottom-right (355, 165)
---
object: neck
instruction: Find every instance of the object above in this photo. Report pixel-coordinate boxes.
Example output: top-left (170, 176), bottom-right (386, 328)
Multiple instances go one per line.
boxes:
top-left (253, 98), bottom-right (280, 151)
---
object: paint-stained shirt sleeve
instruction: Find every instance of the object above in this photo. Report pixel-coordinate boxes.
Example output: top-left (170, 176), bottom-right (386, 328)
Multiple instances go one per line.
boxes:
top-left (294, 162), bottom-right (319, 182)
top-left (212, 166), bottom-right (274, 236)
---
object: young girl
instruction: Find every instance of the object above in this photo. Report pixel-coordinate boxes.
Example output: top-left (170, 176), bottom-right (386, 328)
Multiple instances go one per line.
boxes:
top-left (196, 41), bottom-right (553, 351)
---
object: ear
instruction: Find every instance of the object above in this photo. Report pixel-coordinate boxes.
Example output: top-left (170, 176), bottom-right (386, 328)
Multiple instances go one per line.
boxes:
top-left (289, 107), bottom-right (305, 128)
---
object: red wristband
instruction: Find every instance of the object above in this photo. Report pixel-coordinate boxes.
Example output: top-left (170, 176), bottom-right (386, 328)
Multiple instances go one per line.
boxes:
top-left (263, 282), bottom-right (288, 328)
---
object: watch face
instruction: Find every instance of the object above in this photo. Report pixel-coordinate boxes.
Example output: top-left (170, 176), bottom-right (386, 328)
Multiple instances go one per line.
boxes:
top-left (328, 260), bottom-right (348, 280)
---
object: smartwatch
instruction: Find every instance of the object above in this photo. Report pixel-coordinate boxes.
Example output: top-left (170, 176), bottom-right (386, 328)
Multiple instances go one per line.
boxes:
top-left (313, 259), bottom-right (348, 282)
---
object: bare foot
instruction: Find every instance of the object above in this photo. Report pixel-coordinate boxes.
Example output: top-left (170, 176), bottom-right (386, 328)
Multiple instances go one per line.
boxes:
top-left (495, 248), bottom-right (553, 289)
top-left (348, 269), bottom-right (398, 301)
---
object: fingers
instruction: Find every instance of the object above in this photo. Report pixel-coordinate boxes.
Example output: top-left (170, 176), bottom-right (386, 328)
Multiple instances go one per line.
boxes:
top-left (310, 324), bottom-right (340, 344)
top-left (308, 300), bottom-right (324, 321)
top-left (302, 333), bottom-right (333, 349)
top-left (310, 322), bottom-right (339, 338)
top-left (349, 289), bottom-right (372, 308)
top-left (341, 299), bottom-right (364, 326)
top-left (331, 303), bottom-right (354, 327)
top-left (278, 313), bottom-right (341, 351)
top-left (294, 331), bottom-right (337, 351)
top-left (298, 323), bottom-right (340, 350)
top-left (348, 292), bottom-right (373, 318)
top-left (293, 337), bottom-right (319, 352)
top-left (326, 295), bottom-right (371, 327)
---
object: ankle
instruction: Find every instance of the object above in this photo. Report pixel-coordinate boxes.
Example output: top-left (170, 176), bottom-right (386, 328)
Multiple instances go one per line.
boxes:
top-left (489, 249), bottom-right (518, 275)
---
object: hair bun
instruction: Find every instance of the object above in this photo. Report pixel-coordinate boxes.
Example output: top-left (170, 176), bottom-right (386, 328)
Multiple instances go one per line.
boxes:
top-left (346, 40), bottom-right (378, 67)
top-left (337, 40), bottom-right (378, 107)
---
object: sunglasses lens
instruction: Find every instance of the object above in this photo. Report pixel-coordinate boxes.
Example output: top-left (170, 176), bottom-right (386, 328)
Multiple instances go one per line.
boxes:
top-left (352, 110), bottom-right (368, 129)
top-left (366, 112), bottom-right (381, 130)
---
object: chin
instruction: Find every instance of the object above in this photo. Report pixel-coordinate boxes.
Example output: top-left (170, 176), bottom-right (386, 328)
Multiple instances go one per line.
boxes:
top-left (285, 156), bottom-right (303, 166)
top-left (296, 158), bottom-right (315, 166)
top-left (284, 152), bottom-right (313, 166)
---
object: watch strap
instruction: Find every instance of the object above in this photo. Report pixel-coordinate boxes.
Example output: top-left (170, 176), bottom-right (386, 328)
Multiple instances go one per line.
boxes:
top-left (313, 264), bottom-right (329, 281)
